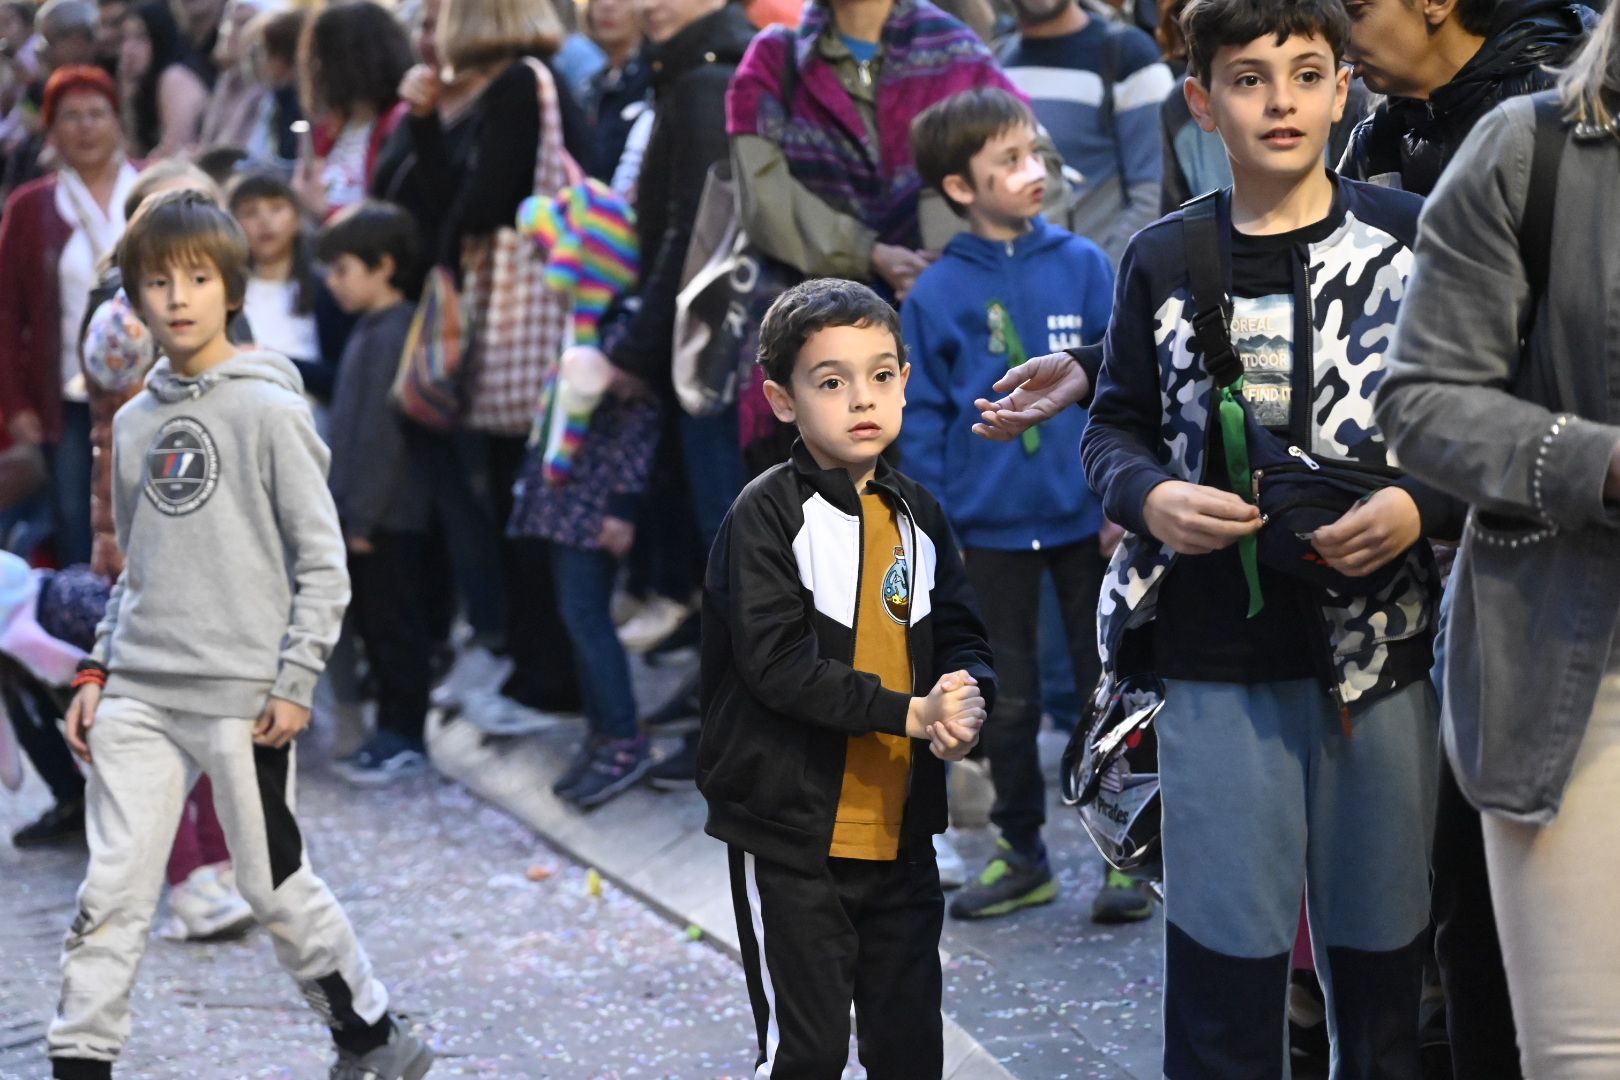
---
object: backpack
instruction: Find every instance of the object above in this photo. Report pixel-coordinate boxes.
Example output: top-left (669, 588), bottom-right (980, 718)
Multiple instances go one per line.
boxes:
top-left (671, 43), bottom-right (803, 419)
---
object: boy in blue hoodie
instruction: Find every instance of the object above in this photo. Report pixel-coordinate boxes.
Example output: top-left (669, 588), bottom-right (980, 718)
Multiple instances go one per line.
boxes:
top-left (900, 88), bottom-right (1123, 923)
top-left (1070, 0), bottom-right (1457, 1073)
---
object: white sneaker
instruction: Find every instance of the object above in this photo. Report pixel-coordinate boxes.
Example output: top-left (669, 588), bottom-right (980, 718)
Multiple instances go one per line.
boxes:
top-left (611, 592), bottom-right (647, 628)
top-left (616, 596), bottom-right (691, 654)
top-left (460, 688), bottom-right (579, 737)
top-left (160, 863), bottom-right (255, 941)
top-left (934, 833), bottom-right (968, 890)
top-left (431, 645), bottom-right (515, 709)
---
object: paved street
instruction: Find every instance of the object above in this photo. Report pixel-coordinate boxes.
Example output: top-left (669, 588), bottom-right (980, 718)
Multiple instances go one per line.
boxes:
top-left (0, 758), bottom-right (758, 1079)
top-left (0, 659), bottom-right (1169, 1080)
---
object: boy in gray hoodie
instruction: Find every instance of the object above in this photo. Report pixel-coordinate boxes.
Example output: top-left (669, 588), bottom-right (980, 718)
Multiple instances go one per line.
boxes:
top-left (47, 191), bottom-right (433, 1080)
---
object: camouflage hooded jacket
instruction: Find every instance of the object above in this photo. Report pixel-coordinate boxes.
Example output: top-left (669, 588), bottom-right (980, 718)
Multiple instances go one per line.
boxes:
top-left (1081, 179), bottom-right (1459, 712)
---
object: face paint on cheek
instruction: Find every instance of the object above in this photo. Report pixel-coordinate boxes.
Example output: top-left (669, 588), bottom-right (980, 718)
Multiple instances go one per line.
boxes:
top-left (1004, 156), bottom-right (1046, 195)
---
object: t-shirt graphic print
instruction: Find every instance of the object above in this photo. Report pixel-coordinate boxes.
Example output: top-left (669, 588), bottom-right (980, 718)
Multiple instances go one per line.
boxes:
top-left (1231, 292), bottom-right (1293, 431)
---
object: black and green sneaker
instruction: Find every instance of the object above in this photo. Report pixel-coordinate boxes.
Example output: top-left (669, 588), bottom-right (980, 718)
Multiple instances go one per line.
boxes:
top-left (1089, 868), bottom-right (1155, 924)
top-left (948, 839), bottom-right (1059, 920)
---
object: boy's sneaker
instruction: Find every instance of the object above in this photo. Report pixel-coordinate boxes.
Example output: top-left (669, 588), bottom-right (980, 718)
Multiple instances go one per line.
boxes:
top-left (616, 595), bottom-right (691, 654)
top-left (566, 737), bottom-right (652, 809)
top-left (949, 839), bottom-right (1059, 919)
top-left (1089, 868), bottom-right (1156, 924)
top-left (430, 644), bottom-right (513, 709)
top-left (552, 734), bottom-right (604, 799)
top-left (646, 732), bottom-right (699, 791)
top-left (338, 732), bottom-right (429, 787)
top-left (330, 1022), bottom-right (434, 1080)
top-left (933, 832), bottom-right (968, 890)
top-left (11, 799), bottom-right (85, 848)
top-left (160, 863), bottom-right (255, 941)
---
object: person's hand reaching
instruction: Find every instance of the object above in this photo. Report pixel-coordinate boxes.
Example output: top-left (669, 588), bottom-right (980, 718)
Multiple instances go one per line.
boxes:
top-left (972, 352), bottom-right (1090, 442)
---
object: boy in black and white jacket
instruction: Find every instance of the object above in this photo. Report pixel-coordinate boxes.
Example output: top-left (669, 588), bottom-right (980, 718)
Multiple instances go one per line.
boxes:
top-left (699, 278), bottom-right (996, 1079)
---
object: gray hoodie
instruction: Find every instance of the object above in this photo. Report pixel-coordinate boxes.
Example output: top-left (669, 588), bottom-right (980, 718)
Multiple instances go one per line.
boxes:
top-left (92, 350), bottom-right (349, 716)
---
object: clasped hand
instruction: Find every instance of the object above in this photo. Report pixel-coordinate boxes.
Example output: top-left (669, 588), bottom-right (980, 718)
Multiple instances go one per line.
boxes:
top-left (907, 670), bottom-right (985, 762)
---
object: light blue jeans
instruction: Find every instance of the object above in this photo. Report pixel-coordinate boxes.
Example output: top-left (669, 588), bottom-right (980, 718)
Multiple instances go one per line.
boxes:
top-left (1157, 678), bottom-right (1438, 1079)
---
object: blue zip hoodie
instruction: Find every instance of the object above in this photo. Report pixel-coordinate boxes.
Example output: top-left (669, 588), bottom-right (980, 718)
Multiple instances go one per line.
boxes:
top-left (898, 217), bottom-right (1114, 550)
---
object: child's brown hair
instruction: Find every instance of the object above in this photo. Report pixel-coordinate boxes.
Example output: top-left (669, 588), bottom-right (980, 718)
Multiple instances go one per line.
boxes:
top-left (118, 190), bottom-right (251, 313)
top-left (910, 87), bottom-right (1037, 218)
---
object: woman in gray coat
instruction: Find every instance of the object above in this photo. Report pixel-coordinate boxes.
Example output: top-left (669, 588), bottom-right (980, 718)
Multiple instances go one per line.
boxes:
top-left (1374, 7), bottom-right (1620, 1075)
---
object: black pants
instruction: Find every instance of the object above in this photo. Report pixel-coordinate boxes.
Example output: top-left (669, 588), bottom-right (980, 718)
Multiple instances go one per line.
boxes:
top-left (1, 660), bottom-right (81, 804)
top-left (1432, 755), bottom-right (1522, 1079)
top-left (348, 532), bottom-right (437, 744)
top-left (425, 429), bottom-right (506, 648)
top-left (963, 542), bottom-right (1107, 854)
top-left (730, 845), bottom-right (944, 1079)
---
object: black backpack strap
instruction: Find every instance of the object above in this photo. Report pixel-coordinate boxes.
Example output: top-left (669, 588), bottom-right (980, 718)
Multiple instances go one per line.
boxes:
top-left (1181, 192), bottom-right (1243, 388)
top-left (1522, 91), bottom-right (1565, 308)
top-left (780, 30), bottom-right (802, 112)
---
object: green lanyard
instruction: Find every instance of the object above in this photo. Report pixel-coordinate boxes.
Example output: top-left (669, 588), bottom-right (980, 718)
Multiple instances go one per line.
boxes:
top-left (1216, 379), bottom-right (1264, 618)
top-left (987, 300), bottom-right (1040, 455)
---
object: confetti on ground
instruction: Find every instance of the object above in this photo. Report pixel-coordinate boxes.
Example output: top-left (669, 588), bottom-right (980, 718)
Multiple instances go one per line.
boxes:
top-left (0, 763), bottom-right (757, 1078)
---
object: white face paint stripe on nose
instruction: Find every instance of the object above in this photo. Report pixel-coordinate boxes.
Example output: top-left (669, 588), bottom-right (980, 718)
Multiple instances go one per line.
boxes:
top-left (1005, 155), bottom-right (1045, 195)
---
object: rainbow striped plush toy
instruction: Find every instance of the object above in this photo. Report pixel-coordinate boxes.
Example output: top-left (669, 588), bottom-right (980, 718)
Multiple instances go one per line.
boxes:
top-left (517, 179), bottom-right (639, 485)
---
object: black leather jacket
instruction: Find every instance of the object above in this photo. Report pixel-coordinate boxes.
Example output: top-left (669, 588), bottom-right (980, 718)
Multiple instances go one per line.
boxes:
top-left (1338, 0), bottom-right (1595, 196)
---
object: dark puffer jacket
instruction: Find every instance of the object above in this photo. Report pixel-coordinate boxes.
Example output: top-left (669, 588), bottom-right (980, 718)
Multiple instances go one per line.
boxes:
top-left (1339, 0), bottom-right (1595, 195)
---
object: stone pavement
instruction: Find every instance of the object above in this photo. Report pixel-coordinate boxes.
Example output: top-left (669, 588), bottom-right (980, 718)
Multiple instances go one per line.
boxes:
top-left (432, 652), bottom-right (1165, 1080)
top-left (0, 650), bottom-right (1167, 1080)
top-left (0, 755), bottom-right (760, 1079)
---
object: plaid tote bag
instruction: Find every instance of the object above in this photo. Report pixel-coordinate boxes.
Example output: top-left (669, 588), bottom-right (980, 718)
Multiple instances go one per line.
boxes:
top-left (460, 57), bottom-right (581, 436)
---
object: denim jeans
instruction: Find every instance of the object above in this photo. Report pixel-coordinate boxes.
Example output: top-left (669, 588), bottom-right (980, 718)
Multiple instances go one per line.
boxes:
top-left (549, 543), bottom-right (637, 740)
top-left (679, 406), bottom-right (745, 552)
top-left (47, 402), bottom-right (93, 567)
top-left (426, 430), bottom-right (505, 647)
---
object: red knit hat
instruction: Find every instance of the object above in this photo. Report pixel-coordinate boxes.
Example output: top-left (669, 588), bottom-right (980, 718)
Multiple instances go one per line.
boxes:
top-left (42, 65), bottom-right (120, 129)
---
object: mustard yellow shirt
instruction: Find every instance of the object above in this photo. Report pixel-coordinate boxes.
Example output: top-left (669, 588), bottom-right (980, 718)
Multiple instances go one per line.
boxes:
top-left (829, 494), bottom-right (914, 861)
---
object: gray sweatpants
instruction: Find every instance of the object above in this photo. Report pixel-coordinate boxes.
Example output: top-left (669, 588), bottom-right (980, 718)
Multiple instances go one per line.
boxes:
top-left (49, 695), bottom-right (388, 1064)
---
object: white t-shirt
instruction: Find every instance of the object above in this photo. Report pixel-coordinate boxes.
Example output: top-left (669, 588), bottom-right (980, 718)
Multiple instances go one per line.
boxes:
top-left (56, 163), bottom-right (139, 401)
top-left (322, 120), bottom-right (373, 212)
top-left (243, 276), bottom-right (319, 363)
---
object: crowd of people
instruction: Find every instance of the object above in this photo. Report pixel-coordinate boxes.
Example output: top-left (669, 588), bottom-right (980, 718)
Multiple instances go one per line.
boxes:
top-left (0, 0), bottom-right (1615, 1075)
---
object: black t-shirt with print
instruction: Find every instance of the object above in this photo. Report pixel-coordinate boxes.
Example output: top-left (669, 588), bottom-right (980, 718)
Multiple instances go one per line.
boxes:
top-left (1150, 217), bottom-right (1337, 685)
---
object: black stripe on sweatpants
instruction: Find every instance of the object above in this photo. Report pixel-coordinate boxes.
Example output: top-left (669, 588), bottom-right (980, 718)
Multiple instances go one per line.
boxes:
top-left (312, 972), bottom-right (393, 1055)
top-left (252, 744), bottom-right (304, 888)
top-left (50, 1057), bottom-right (112, 1080)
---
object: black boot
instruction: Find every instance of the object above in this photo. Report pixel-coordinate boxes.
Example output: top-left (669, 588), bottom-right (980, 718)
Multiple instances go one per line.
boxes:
top-left (12, 799), bottom-right (85, 848)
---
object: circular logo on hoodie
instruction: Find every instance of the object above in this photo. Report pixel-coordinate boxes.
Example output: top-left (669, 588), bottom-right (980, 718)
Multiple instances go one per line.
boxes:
top-left (144, 417), bottom-right (219, 516)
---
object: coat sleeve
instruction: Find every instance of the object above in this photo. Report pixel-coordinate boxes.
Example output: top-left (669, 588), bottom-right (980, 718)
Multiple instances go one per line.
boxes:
top-left (0, 194), bottom-right (36, 423)
top-left (261, 401), bottom-right (352, 707)
top-left (90, 433), bottom-right (127, 666)
top-left (721, 489), bottom-right (915, 737)
top-left (609, 68), bottom-right (733, 384)
top-left (334, 327), bottom-right (412, 542)
top-left (916, 496), bottom-right (996, 713)
top-left (731, 134), bottom-right (878, 280)
top-left (1375, 100), bottom-right (1620, 532)
top-left (1080, 239), bottom-right (1176, 537)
